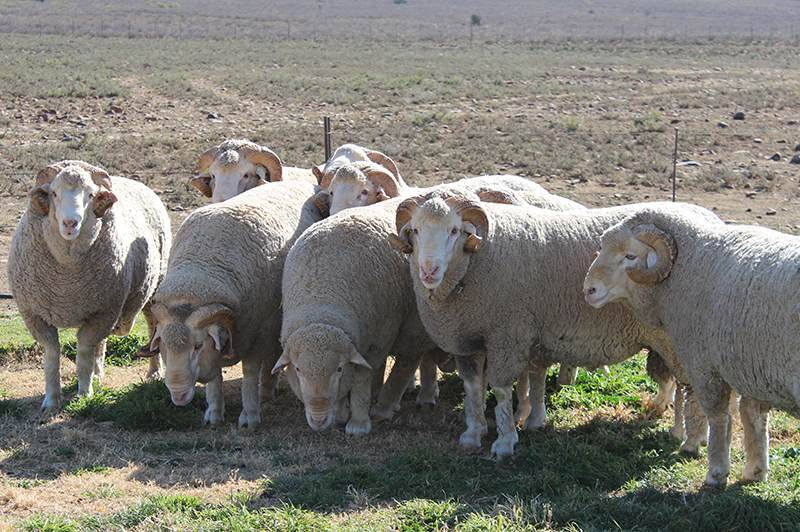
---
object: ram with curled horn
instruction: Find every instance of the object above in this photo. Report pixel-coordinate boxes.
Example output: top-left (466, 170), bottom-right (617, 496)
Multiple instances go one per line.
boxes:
top-left (190, 138), bottom-right (318, 203)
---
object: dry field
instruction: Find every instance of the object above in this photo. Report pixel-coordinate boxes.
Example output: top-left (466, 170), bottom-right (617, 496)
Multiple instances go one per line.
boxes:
top-left (0, 1), bottom-right (799, 527)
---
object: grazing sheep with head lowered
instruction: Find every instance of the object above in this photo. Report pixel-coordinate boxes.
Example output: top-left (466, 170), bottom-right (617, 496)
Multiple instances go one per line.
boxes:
top-left (139, 181), bottom-right (322, 427)
top-left (583, 206), bottom-right (800, 485)
top-left (191, 138), bottom-right (318, 203)
top-left (311, 144), bottom-right (405, 217)
top-left (8, 160), bottom-right (171, 409)
top-left (389, 192), bottom-right (720, 457)
top-left (275, 176), bottom-right (583, 435)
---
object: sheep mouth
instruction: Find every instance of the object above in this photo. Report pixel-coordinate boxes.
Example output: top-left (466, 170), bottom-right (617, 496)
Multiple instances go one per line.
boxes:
top-left (583, 286), bottom-right (609, 308)
top-left (306, 410), bottom-right (333, 431)
top-left (169, 388), bottom-right (195, 406)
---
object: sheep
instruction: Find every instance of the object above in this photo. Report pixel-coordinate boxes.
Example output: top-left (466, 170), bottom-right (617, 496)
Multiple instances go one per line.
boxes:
top-left (388, 192), bottom-right (720, 457)
top-left (311, 144), bottom-right (405, 217)
top-left (191, 138), bottom-right (318, 203)
top-left (7, 160), bottom-right (171, 409)
top-left (138, 181), bottom-right (323, 428)
top-left (583, 205), bottom-right (800, 485)
top-left (274, 176), bottom-right (584, 435)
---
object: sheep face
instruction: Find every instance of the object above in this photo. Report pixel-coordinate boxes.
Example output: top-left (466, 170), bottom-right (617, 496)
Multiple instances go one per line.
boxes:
top-left (392, 194), bottom-right (487, 290)
top-left (584, 222), bottom-right (678, 308)
top-left (205, 155), bottom-right (267, 203)
top-left (29, 166), bottom-right (117, 241)
top-left (327, 164), bottom-right (394, 216)
top-left (273, 324), bottom-right (370, 431)
top-left (146, 303), bottom-right (236, 406)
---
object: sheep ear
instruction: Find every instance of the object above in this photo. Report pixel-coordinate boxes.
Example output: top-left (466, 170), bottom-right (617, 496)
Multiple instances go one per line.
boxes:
top-left (349, 349), bottom-right (372, 370)
top-left (28, 186), bottom-right (50, 215)
top-left (375, 190), bottom-right (390, 202)
top-left (272, 350), bottom-right (292, 375)
top-left (93, 190), bottom-right (117, 217)
top-left (209, 325), bottom-right (234, 361)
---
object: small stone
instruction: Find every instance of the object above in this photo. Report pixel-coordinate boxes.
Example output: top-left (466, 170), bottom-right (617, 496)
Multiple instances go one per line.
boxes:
top-left (766, 209), bottom-right (777, 215)
top-left (794, 144), bottom-right (800, 152)
top-left (733, 111), bottom-right (745, 120)
top-left (790, 154), bottom-right (800, 165)
top-left (769, 152), bottom-right (782, 161)
top-left (717, 121), bottom-right (729, 128)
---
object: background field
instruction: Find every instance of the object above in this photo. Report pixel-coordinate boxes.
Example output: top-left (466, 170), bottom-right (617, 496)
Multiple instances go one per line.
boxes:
top-left (1, 0), bottom-right (800, 530)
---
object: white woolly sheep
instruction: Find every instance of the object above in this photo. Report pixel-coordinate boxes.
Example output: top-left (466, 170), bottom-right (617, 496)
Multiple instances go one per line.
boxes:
top-left (274, 176), bottom-right (583, 435)
top-left (138, 181), bottom-right (322, 427)
top-left (583, 205), bottom-right (800, 485)
top-left (389, 193), bottom-right (719, 457)
top-left (311, 144), bottom-right (405, 217)
top-left (191, 138), bottom-right (318, 203)
top-left (8, 160), bottom-right (171, 409)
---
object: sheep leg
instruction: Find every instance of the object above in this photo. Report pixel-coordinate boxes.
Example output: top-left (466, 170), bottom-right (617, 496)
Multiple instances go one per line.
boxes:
top-left (739, 396), bottom-right (770, 482)
top-left (692, 378), bottom-right (733, 486)
top-left (556, 364), bottom-right (578, 388)
top-left (490, 384), bottom-right (518, 458)
top-left (416, 353), bottom-right (440, 406)
top-left (372, 351), bottom-right (424, 421)
top-left (239, 357), bottom-right (262, 429)
top-left (203, 371), bottom-right (225, 426)
top-left (679, 386), bottom-right (709, 454)
top-left (76, 324), bottom-right (112, 397)
top-left (27, 315), bottom-right (61, 410)
top-left (456, 354), bottom-right (488, 448)
top-left (521, 360), bottom-right (548, 430)
top-left (514, 362), bottom-right (531, 427)
top-left (371, 363), bottom-right (386, 402)
top-left (669, 384), bottom-right (686, 441)
top-left (653, 377), bottom-right (677, 417)
top-left (346, 364), bottom-right (373, 435)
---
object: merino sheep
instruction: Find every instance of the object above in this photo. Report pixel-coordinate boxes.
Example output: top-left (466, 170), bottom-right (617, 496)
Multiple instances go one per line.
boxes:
top-left (583, 206), bottom-right (800, 485)
top-left (8, 160), bottom-right (171, 409)
top-left (191, 138), bottom-right (318, 203)
top-left (275, 176), bottom-right (584, 435)
top-left (138, 181), bottom-right (322, 427)
top-left (389, 193), bottom-right (719, 457)
top-left (311, 144), bottom-right (405, 217)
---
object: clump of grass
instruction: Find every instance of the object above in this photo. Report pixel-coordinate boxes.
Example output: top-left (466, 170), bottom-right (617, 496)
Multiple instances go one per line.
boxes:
top-left (63, 379), bottom-right (205, 431)
top-left (563, 115), bottom-right (580, 131)
top-left (632, 110), bottom-right (666, 132)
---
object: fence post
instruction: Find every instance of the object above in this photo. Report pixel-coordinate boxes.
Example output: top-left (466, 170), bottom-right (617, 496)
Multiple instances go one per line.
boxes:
top-left (324, 117), bottom-right (332, 163)
top-left (672, 128), bottom-right (679, 202)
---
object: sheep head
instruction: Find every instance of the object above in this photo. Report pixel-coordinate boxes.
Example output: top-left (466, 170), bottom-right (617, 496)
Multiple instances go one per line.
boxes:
top-left (192, 139), bottom-right (283, 202)
top-left (272, 323), bottom-right (369, 432)
top-left (142, 302), bottom-right (237, 407)
top-left (389, 192), bottom-right (488, 290)
top-left (314, 161), bottom-right (402, 217)
top-left (29, 160), bottom-right (117, 240)
top-left (583, 222), bottom-right (677, 308)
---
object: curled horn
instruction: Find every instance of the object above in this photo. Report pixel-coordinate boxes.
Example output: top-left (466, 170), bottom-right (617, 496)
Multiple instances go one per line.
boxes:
top-left (186, 303), bottom-right (237, 360)
top-left (312, 191), bottom-right (331, 218)
top-left (388, 196), bottom-right (423, 254)
top-left (312, 165), bottom-right (325, 185)
top-left (626, 225), bottom-right (678, 285)
top-left (137, 303), bottom-right (169, 358)
top-left (192, 145), bottom-right (221, 198)
top-left (241, 145), bottom-right (282, 183)
top-left (476, 189), bottom-right (521, 206)
top-left (35, 160), bottom-right (111, 188)
top-left (365, 150), bottom-right (401, 180)
top-left (318, 166), bottom-right (336, 191)
top-left (362, 164), bottom-right (400, 199)
top-left (445, 195), bottom-right (489, 253)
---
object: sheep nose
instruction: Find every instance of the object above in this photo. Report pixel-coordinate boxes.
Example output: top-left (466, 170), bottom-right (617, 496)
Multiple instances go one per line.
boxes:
top-left (585, 287), bottom-right (596, 296)
top-left (62, 219), bottom-right (78, 229)
top-left (421, 264), bottom-right (439, 278)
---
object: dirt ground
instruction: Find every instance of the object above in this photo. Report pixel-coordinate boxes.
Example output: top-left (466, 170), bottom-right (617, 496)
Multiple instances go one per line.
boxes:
top-left (1, 68), bottom-right (800, 524)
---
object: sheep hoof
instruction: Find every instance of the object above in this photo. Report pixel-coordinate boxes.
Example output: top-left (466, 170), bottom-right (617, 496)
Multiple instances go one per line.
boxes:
top-left (704, 468), bottom-right (729, 487)
top-left (459, 431), bottom-right (483, 449)
top-left (345, 420), bottom-right (371, 436)
top-left (238, 412), bottom-right (261, 430)
top-left (742, 465), bottom-right (768, 483)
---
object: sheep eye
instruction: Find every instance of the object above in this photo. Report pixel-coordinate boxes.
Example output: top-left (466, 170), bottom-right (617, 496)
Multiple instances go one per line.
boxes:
top-left (451, 228), bottom-right (459, 235)
top-left (625, 254), bottom-right (637, 261)
top-left (194, 342), bottom-right (203, 350)
top-left (337, 366), bottom-right (343, 373)
top-left (412, 228), bottom-right (418, 234)
top-left (295, 367), bottom-right (301, 373)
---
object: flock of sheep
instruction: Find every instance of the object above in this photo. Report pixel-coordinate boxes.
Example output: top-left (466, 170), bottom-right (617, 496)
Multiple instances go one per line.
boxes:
top-left (7, 138), bottom-right (800, 488)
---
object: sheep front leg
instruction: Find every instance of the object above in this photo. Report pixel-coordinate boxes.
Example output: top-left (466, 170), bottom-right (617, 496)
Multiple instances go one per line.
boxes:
top-left (739, 396), bottom-right (770, 482)
top-left (491, 385), bottom-right (518, 458)
top-left (204, 371), bottom-right (225, 426)
top-left (514, 363), bottom-right (531, 427)
top-left (456, 354), bottom-right (487, 448)
top-left (372, 351), bottom-right (424, 421)
top-left (522, 360), bottom-right (548, 430)
top-left (680, 387), bottom-right (709, 454)
top-left (239, 357), bottom-right (261, 429)
top-left (416, 353), bottom-right (440, 406)
top-left (259, 342), bottom-right (281, 402)
top-left (27, 315), bottom-right (61, 410)
top-left (693, 380), bottom-right (733, 486)
top-left (346, 364), bottom-right (373, 435)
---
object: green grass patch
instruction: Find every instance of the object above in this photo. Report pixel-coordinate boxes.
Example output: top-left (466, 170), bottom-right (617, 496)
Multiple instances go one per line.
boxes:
top-left (63, 379), bottom-right (205, 431)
